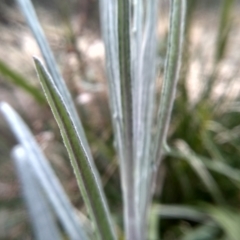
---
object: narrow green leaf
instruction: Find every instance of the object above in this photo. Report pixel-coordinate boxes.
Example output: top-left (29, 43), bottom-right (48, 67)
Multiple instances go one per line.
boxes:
top-left (215, 0), bottom-right (235, 63)
top-left (185, 153), bottom-right (240, 188)
top-left (181, 222), bottom-right (219, 240)
top-left (178, 0), bottom-right (196, 103)
top-left (118, 0), bottom-right (133, 161)
top-left (118, 1), bottom-right (138, 239)
top-left (165, 142), bottom-right (224, 204)
top-left (146, 0), bottom-right (187, 223)
top-left (99, 0), bottom-right (122, 121)
top-left (148, 204), bottom-right (211, 240)
top-left (201, 131), bottom-right (226, 163)
top-left (207, 207), bottom-right (240, 240)
top-left (118, 0), bottom-right (133, 134)
top-left (0, 102), bottom-right (89, 240)
top-left (0, 59), bottom-right (45, 104)
top-left (153, 204), bottom-right (208, 222)
top-left (98, 0), bottom-right (125, 194)
top-left (12, 145), bottom-right (62, 240)
top-left (15, 0), bottom-right (67, 98)
top-left (127, 0), bottom-right (161, 237)
top-left (183, 156), bottom-right (224, 205)
top-left (153, 0), bottom-right (187, 167)
top-left (166, 144), bottom-right (240, 187)
top-left (34, 57), bottom-right (116, 240)
top-left (132, 0), bottom-right (143, 92)
top-left (135, 0), bottom-right (159, 224)
top-left (16, 0), bottom-right (92, 158)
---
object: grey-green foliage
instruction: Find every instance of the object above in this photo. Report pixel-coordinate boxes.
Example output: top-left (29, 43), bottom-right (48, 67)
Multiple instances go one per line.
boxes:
top-left (15, 0), bottom-right (116, 239)
top-left (12, 145), bottom-right (62, 240)
top-left (181, 223), bottom-right (219, 240)
top-left (1, 0), bottom-right (188, 239)
top-left (0, 59), bottom-right (45, 104)
top-left (117, 0), bottom-right (136, 238)
top-left (99, 0), bottom-right (186, 239)
top-left (148, 204), bottom-right (220, 240)
top-left (34, 57), bottom-right (116, 240)
top-left (16, 0), bottom-right (92, 157)
top-left (165, 141), bottom-right (224, 204)
top-left (0, 102), bottom-right (88, 240)
top-left (149, 204), bottom-right (240, 240)
top-left (208, 207), bottom-right (240, 240)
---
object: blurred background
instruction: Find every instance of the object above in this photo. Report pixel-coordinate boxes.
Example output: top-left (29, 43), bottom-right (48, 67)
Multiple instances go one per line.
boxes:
top-left (0, 0), bottom-right (240, 239)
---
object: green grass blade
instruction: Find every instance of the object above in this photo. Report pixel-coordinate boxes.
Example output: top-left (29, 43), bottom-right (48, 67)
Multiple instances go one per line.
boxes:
top-left (0, 59), bottom-right (45, 104)
top-left (153, 204), bottom-right (208, 222)
top-left (194, 156), bottom-right (240, 188)
top-left (148, 204), bottom-right (210, 240)
top-left (207, 207), bottom-right (240, 240)
top-left (215, 0), bottom-right (235, 63)
top-left (181, 222), bottom-right (219, 240)
top-left (201, 131), bottom-right (226, 163)
top-left (165, 143), bottom-right (224, 204)
top-left (12, 145), bottom-right (62, 240)
top-left (166, 144), bottom-right (240, 188)
top-left (0, 102), bottom-right (89, 240)
top-left (178, 0), bottom-right (196, 102)
top-left (202, 0), bottom-right (235, 100)
top-left (34, 57), bottom-right (116, 240)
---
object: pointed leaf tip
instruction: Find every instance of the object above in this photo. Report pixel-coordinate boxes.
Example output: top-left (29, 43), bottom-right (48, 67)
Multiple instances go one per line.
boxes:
top-left (0, 102), bottom-right (11, 115)
top-left (32, 55), bottom-right (41, 65)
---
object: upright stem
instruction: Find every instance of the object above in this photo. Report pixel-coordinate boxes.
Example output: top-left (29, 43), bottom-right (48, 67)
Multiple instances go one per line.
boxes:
top-left (153, 0), bottom-right (186, 175)
top-left (118, 0), bottom-right (139, 239)
top-left (149, 0), bottom-right (186, 202)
